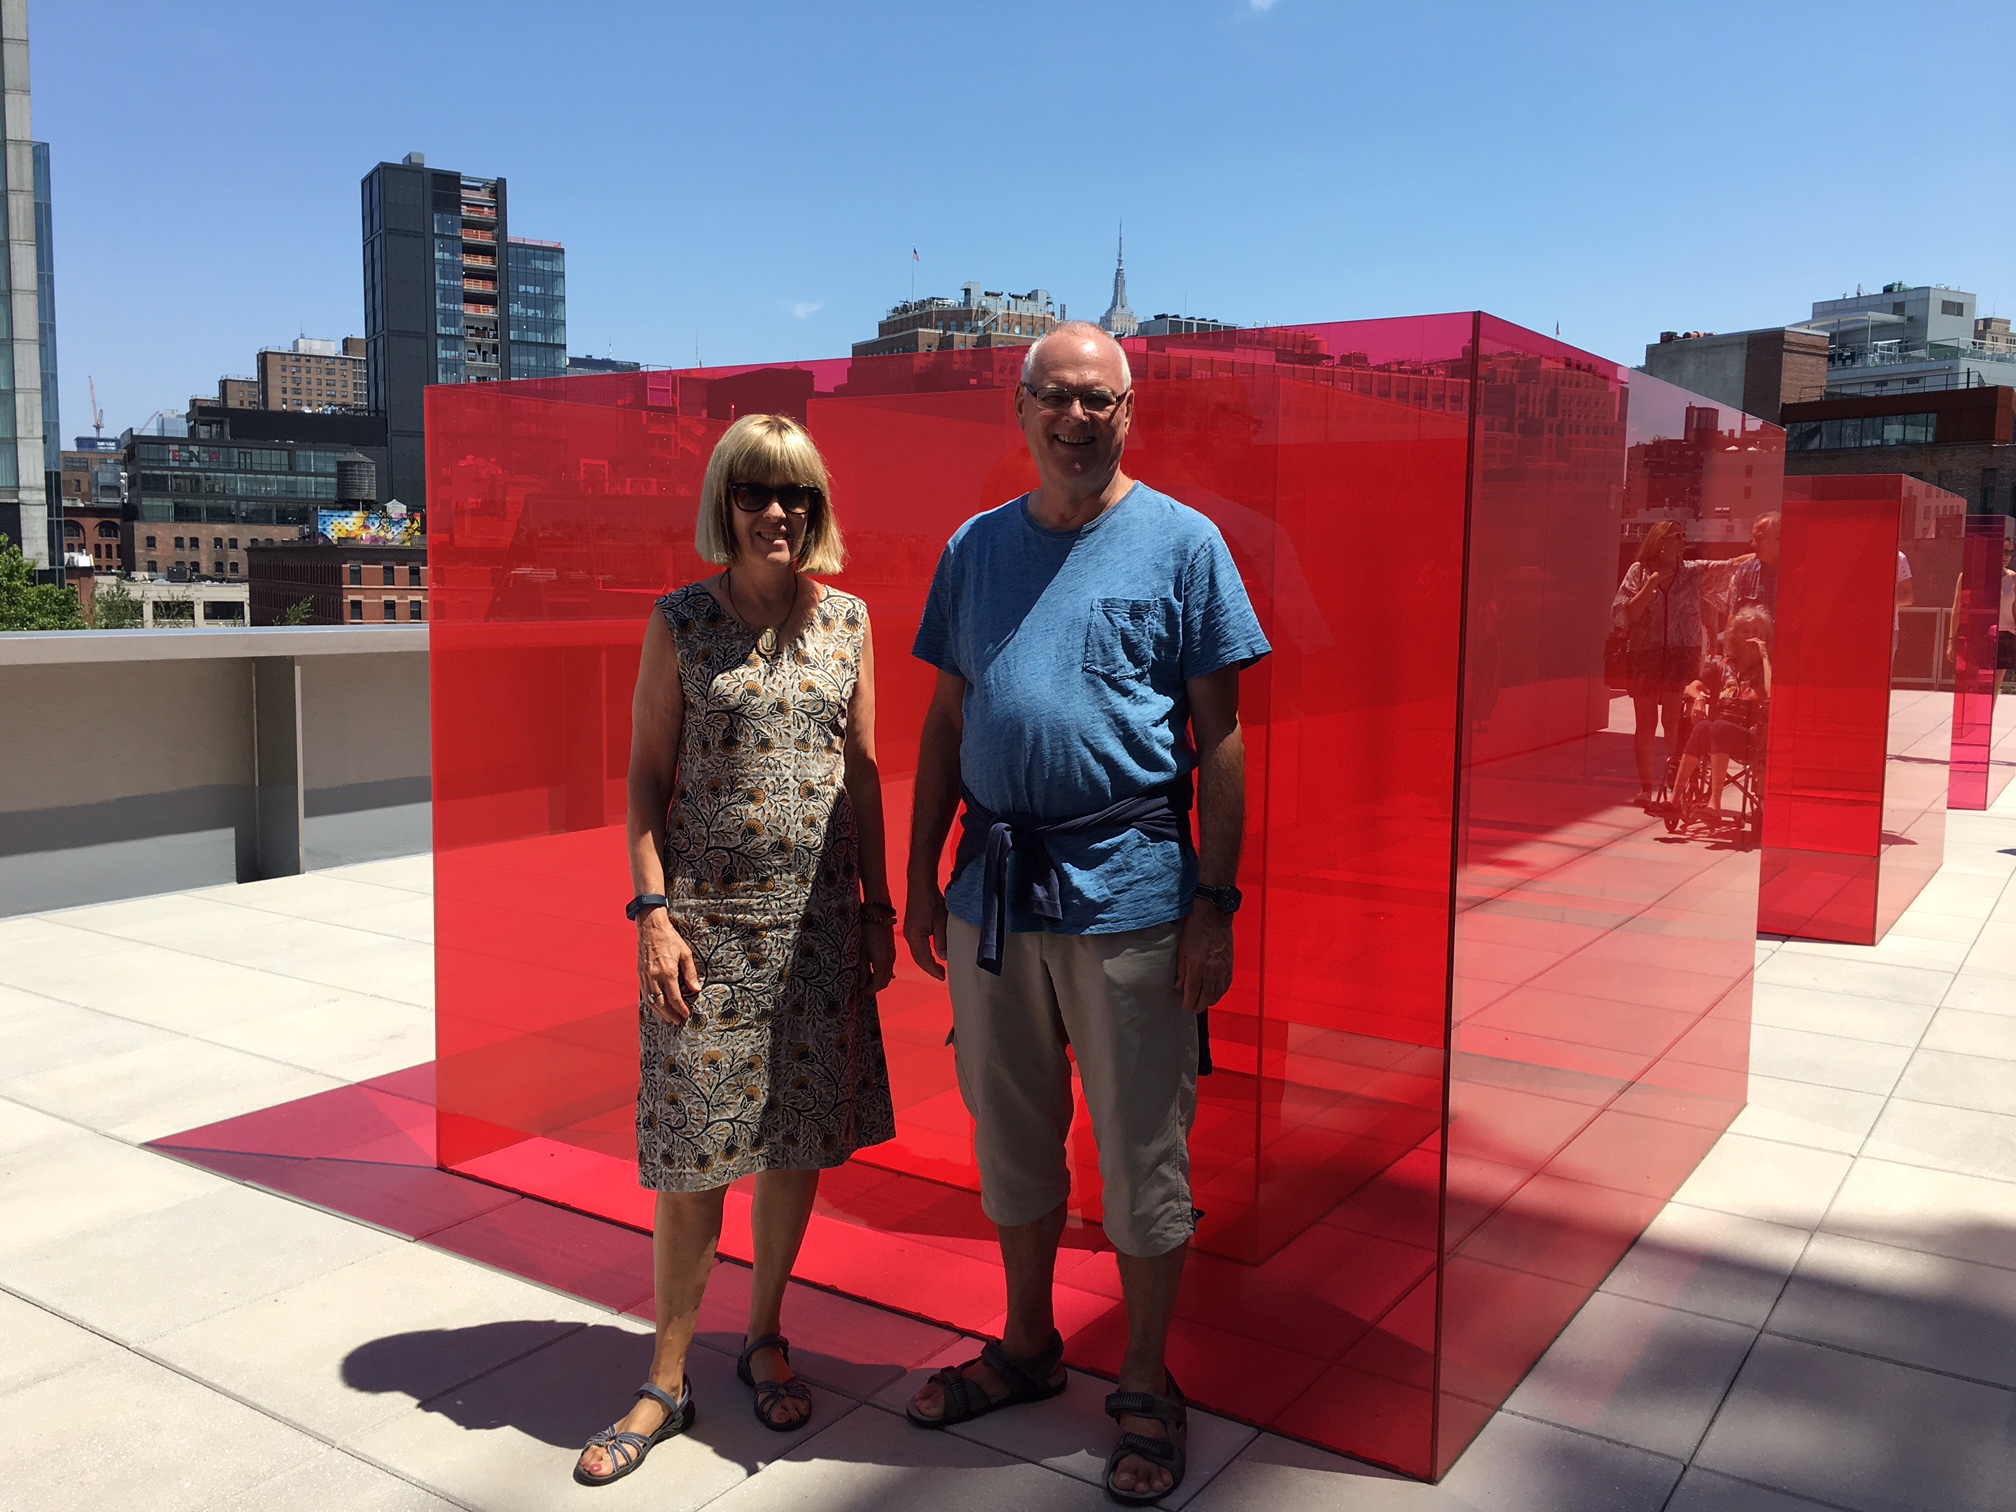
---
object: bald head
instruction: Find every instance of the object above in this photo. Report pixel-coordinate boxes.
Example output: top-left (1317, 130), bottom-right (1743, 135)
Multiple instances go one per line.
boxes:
top-left (1022, 320), bottom-right (1132, 393)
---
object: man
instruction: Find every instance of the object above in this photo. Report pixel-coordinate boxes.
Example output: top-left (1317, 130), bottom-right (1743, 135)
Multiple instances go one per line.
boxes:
top-left (901, 321), bottom-right (1268, 1503)
top-left (1729, 511), bottom-right (1779, 615)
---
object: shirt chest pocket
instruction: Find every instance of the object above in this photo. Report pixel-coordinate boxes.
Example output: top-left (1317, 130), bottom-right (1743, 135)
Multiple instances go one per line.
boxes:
top-left (1083, 598), bottom-right (1171, 685)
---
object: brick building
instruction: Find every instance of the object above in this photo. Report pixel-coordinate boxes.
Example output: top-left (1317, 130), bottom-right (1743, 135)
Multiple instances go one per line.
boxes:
top-left (853, 283), bottom-right (1060, 358)
top-left (249, 542), bottom-right (427, 626)
top-left (258, 336), bottom-right (368, 412)
top-left (1780, 385), bottom-right (2016, 517)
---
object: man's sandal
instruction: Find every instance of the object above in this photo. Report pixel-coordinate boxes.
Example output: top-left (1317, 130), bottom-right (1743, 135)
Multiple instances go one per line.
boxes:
top-left (738, 1333), bottom-right (814, 1432)
top-left (904, 1328), bottom-right (1067, 1428)
top-left (572, 1380), bottom-right (694, 1487)
top-left (1103, 1373), bottom-right (1188, 1506)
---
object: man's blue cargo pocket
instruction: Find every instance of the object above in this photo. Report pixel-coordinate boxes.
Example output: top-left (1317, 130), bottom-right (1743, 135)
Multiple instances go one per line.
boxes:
top-left (1083, 598), bottom-right (1164, 683)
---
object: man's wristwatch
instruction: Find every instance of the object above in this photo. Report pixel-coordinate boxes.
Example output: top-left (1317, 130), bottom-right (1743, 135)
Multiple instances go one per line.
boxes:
top-left (625, 893), bottom-right (669, 923)
top-left (1194, 884), bottom-right (1242, 916)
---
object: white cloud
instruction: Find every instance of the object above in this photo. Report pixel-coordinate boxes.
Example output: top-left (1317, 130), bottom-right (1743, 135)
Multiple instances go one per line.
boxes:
top-left (791, 301), bottom-right (823, 319)
top-left (1248, 0), bottom-right (1278, 10)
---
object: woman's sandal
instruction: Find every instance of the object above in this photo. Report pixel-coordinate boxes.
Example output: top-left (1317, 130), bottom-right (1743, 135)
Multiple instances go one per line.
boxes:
top-left (1102, 1372), bottom-right (1188, 1506)
top-left (904, 1327), bottom-right (1067, 1428)
top-left (738, 1333), bottom-right (814, 1432)
top-left (572, 1380), bottom-right (694, 1487)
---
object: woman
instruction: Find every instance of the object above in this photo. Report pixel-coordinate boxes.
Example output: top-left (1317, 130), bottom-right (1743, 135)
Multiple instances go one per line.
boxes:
top-left (1612, 520), bottom-right (1745, 806)
top-left (576, 413), bottom-right (897, 1487)
top-left (1671, 606), bottom-right (1772, 831)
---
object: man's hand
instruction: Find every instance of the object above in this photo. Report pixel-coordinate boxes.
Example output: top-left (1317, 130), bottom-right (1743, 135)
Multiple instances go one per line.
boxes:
top-left (904, 878), bottom-right (950, 981)
top-left (1173, 907), bottom-right (1234, 1015)
top-left (863, 919), bottom-right (897, 993)
top-left (638, 912), bottom-right (702, 1025)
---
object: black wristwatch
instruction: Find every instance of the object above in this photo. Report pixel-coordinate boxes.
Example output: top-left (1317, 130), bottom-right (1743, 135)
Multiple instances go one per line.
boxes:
top-left (625, 893), bottom-right (668, 922)
top-left (1194, 884), bottom-right (1242, 916)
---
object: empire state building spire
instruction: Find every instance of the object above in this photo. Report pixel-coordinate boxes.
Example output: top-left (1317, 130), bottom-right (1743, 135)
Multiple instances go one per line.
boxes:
top-left (1098, 225), bottom-right (1137, 339)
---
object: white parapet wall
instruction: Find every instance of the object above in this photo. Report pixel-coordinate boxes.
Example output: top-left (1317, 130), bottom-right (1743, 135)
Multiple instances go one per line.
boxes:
top-left (0, 626), bottom-right (428, 916)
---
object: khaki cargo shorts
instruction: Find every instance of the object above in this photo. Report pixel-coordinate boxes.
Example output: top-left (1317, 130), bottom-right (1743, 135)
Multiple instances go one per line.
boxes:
top-left (946, 916), bottom-right (1198, 1257)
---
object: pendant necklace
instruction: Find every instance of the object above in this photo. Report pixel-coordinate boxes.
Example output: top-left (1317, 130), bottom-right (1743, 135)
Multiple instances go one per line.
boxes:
top-left (725, 568), bottom-right (796, 659)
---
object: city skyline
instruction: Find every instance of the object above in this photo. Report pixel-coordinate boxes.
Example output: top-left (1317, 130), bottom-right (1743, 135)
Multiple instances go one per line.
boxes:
top-left (33, 0), bottom-right (2016, 438)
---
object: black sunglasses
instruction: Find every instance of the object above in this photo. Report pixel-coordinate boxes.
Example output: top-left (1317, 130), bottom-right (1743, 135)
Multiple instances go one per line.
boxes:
top-left (1021, 382), bottom-right (1127, 415)
top-left (729, 481), bottom-right (822, 515)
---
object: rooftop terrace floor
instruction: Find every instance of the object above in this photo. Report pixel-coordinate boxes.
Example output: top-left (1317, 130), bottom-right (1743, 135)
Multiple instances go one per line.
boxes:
top-left (4, 791), bottom-right (2016, 1510)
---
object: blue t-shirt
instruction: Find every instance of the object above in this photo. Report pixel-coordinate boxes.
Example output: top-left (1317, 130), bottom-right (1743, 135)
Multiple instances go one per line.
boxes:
top-left (912, 482), bottom-right (1271, 936)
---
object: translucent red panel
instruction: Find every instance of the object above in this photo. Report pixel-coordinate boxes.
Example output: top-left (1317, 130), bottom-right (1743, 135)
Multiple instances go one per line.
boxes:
top-left (1950, 512), bottom-right (2016, 811)
top-left (427, 316), bottom-right (1762, 1479)
top-left (1760, 476), bottom-right (1961, 944)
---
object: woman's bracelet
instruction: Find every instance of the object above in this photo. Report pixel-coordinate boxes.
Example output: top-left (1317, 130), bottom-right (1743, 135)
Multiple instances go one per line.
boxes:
top-left (859, 900), bottom-right (897, 925)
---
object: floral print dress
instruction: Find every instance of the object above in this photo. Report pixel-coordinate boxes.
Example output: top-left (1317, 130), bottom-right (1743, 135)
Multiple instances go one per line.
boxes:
top-left (636, 582), bottom-right (895, 1191)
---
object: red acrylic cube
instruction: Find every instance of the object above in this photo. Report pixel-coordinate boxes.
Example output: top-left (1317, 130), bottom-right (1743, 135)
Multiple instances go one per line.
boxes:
top-left (428, 315), bottom-right (1764, 1478)
top-left (1760, 475), bottom-right (1962, 944)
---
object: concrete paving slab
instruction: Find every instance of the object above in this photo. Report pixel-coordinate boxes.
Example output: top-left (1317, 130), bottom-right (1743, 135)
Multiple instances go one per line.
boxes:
top-left (1744, 1025), bottom-right (1911, 1096)
top-left (1728, 1075), bottom-right (1885, 1155)
top-left (1, 1033), bottom-right (340, 1143)
top-left (1665, 1465), bottom-right (1858, 1509)
top-left (1598, 1202), bottom-right (1810, 1330)
top-left (698, 1400), bottom-right (1112, 1511)
top-left (1767, 1230), bottom-right (2016, 1389)
top-left (0, 1288), bottom-right (121, 1397)
top-left (1821, 1157), bottom-right (2016, 1271)
top-left (1937, 969), bottom-right (2016, 1015)
top-left (1752, 952), bottom-right (1953, 1007)
top-left (1921, 1006), bottom-right (2016, 1061)
top-left (0, 1093), bottom-right (83, 1156)
top-left (0, 988), bottom-right (182, 1079)
top-left (1669, 1135), bottom-right (1851, 1230)
top-left (148, 1241), bottom-right (611, 1442)
top-left (1503, 1291), bottom-right (1757, 1461)
top-left (3, 1181), bottom-right (402, 1345)
top-left (1747, 983), bottom-right (1939, 1046)
top-left (351, 1319), bottom-right (835, 1512)
top-left (0, 1345), bottom-right (326, 1512)
top-left (203, 992), bottom-right (433, 1082)
top-left (1893, 1046), bottom-right (2016, 1117)
top-left (1693, 1333), bottom-right (2016, 1512)
top-left (1862, 1097), bottom-right (2016, 1182)
top-left (204, 1447), bottom-right (464, 1512)
top-left (0, 1125), bottom-right (227, 1258)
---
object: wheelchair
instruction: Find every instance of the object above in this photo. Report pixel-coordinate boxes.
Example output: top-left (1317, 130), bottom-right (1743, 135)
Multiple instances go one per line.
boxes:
top-left (1654, 711), bottom-right (1763, 844)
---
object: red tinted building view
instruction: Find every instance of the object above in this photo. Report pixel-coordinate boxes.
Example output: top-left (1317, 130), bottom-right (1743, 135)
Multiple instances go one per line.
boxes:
top-left (1950, 512), bottom-right (2016, 811)
top-left (1760, 476), bottom-right (1961, 945)
top-left (427, 314), bottom-right (1767, 1478)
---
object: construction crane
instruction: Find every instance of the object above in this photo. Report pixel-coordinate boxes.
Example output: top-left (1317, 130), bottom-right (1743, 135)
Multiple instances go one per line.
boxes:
top-left (88, 375), bottom-right (104, 439)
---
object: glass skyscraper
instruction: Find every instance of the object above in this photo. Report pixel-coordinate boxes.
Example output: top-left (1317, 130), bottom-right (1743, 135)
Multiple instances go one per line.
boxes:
top-left (0, 9), bottom-right (50, 568)
top-left (507, 238), bottom-right (567, 379)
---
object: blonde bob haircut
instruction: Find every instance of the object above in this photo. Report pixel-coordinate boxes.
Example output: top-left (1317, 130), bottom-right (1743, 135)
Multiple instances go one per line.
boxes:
top-left (695, 414), bottom-right (844, 573)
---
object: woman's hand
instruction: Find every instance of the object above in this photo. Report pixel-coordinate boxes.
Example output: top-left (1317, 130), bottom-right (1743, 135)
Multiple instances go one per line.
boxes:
top-left (863, 918), bottom-right (896, 994)
top-left (638, 911), bottom-right (702, 1026)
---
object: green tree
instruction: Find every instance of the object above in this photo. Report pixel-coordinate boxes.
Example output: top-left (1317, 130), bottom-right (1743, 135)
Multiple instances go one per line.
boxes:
top-left (281, 596), bottom-right (316, 625)
top-left (89, 575), bottom-right (144, 629)
top-left (0, 534), bottom-right (85, 631)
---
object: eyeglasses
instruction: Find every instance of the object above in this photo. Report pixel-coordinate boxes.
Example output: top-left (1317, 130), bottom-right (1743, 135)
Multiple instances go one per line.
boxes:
top-left (729, 482), bottom-right (821, 514)
top-left (1021, 382), bottom-right (1127, 415)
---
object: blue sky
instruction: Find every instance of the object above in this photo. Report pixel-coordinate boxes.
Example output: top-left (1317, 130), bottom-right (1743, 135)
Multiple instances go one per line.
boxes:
top-left (36, 0), bottom-right (2016, 439)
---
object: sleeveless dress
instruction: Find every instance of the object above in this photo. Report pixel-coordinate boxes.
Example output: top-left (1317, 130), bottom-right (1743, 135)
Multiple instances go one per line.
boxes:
top-left (636, 582), bottom-right (896, 1191)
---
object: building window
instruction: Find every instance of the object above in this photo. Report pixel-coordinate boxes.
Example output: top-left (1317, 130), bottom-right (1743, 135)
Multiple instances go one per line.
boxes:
top-left (408, 564), bottom-right (423, 586)
top-left (1786, 413), bottom-right (1938, 451)
top-left (228, 562), bottom-right (240, 575)
top-left (382, 563), bottom-right (396, 586)
top-left (1942, 300), bottom-right (1966, 317)
top-left (173, 536), bottom-right (184, 549)
top-left (349, 598), bottom-right (363, 621)
top-left (146, 536), bottom-right (156, 548)
top-left (382, 599), bottom-right (396, 621)
top-left (227, 537), bottom-right (238, 549)
top-left (348, 562), bottom-right (362, 585)
top-left (409, 599), bottom-right (424, 621)
top-left (146, 560), bottom-right (157, 572)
